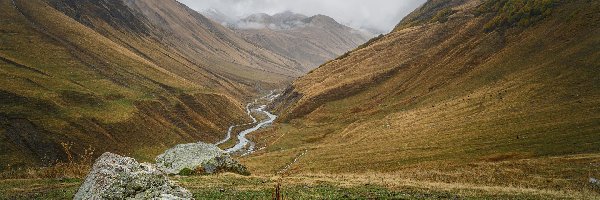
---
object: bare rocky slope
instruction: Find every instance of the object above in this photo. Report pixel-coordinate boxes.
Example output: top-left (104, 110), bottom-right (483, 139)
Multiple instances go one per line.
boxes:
top-left (206, 11), bottom-right (373, 71)
top-left (0, 0), bottom-right (302, 170)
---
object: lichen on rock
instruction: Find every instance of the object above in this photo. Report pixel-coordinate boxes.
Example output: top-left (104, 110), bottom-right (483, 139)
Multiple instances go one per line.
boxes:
top-left (201, 156), bottom-right (250, 176)
top-left (155, 142), bottom-right (250, 176)
top-left (74, 152), bottom-right (192, 200)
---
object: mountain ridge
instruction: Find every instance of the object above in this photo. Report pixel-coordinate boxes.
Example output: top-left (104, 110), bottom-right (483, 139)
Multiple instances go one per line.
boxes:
top-left (0, 0), bottom-right (303, 169)
top-left (203, 10), bottom-right (374, 71)
top-left (244, 0), bottom-right (600, 195)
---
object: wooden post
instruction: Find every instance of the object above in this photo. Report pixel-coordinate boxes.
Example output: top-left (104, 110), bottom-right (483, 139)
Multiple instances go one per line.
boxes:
top-left (274, 182), bottom-right (282, 200)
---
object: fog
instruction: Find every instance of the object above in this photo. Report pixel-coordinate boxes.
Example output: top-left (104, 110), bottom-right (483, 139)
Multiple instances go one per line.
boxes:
top-left (177, 0), bottom-right (426, 33)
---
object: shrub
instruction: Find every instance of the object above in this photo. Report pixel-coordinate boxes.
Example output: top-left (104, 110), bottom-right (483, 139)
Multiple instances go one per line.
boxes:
top-left (178, 168), bottom-right (194, 176)
top-left (478, 0), bottom-right (558, 32)
top-left (431, 8), bottom-right (455, 23)
top-left (357, 34), bottom-right (385, 50)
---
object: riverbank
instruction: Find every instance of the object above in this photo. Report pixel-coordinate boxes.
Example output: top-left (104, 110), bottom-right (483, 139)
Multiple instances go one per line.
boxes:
top-left (216, 92), bottom-right (279, 156)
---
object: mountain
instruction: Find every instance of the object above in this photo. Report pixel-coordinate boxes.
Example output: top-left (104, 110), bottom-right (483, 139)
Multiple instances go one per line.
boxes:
top-left (245, 0), bottom-right (600, 195)
top-left (0, 0), bottom-right (302, 169)
top-left (205, 10), bottom-right (374, 71)
top-left (200, 8), bottom-right (237, 27)
top-left (238, 11), bottom-right (309, 30)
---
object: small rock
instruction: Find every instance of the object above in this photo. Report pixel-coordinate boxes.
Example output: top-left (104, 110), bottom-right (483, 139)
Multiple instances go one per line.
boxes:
top-left (74, 152), bottom-right (192, 200)
top-left (591, 177), bottom-right (599, 185)
top-left (155, 142), bottom-right (249, 176)
top-left (201, 155), bottom-right (250, 175)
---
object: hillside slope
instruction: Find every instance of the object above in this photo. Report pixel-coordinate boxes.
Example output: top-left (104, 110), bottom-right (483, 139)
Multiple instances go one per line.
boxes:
top-left (0, 0), bottom-right (300, 170)
top-left (50, 0), bottom-right (304, 96)
top-left (246, 0), bottom-right (600, 196)
top-left (207, 11), bottom-right (373, 71)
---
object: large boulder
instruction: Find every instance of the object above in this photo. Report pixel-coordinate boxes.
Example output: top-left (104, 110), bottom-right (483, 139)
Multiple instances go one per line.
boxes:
top-left (155, 142), bottom-right (249, 176)
top-left (74, 152), bottom-right (192, 200)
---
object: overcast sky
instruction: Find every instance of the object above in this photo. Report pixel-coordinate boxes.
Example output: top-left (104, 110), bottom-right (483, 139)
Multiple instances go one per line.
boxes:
top-left (177, 0), bottom-right (426, 33)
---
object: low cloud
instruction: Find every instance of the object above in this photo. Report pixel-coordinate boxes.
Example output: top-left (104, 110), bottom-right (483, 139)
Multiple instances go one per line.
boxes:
top-left (236, 21), bottom-right (267, 29)
top-left (177, 0), bottom-right (426, 33)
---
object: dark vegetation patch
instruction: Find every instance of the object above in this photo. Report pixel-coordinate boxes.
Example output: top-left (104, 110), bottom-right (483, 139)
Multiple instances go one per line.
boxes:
top-left (0, 90), bottom-right (60, 116)
top-left (46, 0), bottom-right (151, 35)
top-left (431, 7), bottom-right (456, 23)
top-left (0, 56), bottom-right (49, 77)
top-left (394, 0), bottom-right (457, 29)
top-left (285, 65), bottom-right (403, 121)
top-left (477, 0), bottom-right (559, 32)
top-left (178, 168), bottom-right (194, 176)
top-left (0, 116), bottom-right (65, 166)
top-left (59, 90), bottom-right (103, 107)
top-left (271, 85), bottom-right (303, 116)
top-left (0, 179), bottom-right (80, 200)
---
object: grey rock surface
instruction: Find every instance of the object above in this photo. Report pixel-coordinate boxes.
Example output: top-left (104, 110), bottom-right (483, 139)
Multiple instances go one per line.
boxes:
top-left (155, 142), bottom-right (249, 175)
top-left (202, 155), bottom-right (250, 176)
top-left (74, 152), bottom-right (192, 200)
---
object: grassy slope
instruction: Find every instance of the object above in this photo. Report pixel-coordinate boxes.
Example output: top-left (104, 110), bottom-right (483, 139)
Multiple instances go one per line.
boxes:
top-left (2, 173), bottom-right (587, 199)
top-left (46, 0), bottom-right (303, 99)
top-left (1, 0), bottom-right (598, 199)
top-left (237, 14), bottom-right (371, 72)
top-left (0, 0), bottom-right (252, 169)
top-left (241, 0), bottom-right (600, 198)
top-left (120, 0), bottom-right (304, 92)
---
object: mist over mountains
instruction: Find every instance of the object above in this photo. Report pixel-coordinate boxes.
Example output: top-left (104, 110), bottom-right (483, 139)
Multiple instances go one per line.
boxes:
top-left (1, 0), bottom-right (599, 199)
top-left (182, 0), bottom-right (427, 34)
top-left (203, 9), bottom-right (373, 34)
top-left (203, 9), bottom-right (374, 71)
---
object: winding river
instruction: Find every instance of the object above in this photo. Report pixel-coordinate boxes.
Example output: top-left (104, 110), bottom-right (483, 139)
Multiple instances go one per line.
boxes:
top-left (216, 92), bottom-right (279, 155)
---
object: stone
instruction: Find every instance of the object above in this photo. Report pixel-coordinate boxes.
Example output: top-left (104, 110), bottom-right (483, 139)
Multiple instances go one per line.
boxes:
top-left (74, 152), bottom-right (192, 200)
top-left (200, 155), bottom-right (250, 176)
top-left (155, 142), bottom-right (249, 176)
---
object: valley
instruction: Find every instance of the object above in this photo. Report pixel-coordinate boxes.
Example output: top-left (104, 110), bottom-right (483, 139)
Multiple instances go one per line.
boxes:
top-left (0, 0), bottom-right (599, 199)
top-left (219, 92), bottom-right (280, 156)
top-left (203, 10), bottom-right (374, 72)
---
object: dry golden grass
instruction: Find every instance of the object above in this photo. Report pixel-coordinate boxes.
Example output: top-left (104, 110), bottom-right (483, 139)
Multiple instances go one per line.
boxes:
top-left (0, 142), bottom-right (94, 180)
top-left (243, 0), bottom-right (600, 199)
top-left (1, 0), bottom-right (270, 169)
top-left (172, 171), bottom-right (600, 199)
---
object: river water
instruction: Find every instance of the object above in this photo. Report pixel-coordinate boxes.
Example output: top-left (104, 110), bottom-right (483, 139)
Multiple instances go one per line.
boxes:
top-left (216, 92), bottom-right (279, 155)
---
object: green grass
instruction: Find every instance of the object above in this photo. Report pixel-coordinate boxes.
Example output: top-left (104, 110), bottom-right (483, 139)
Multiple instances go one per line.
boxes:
top-left (0, 176), bottom-right (467, 200)
top-left (190, 184), bottom-right (459, 200)
top-left (0, 179), bottom-right (80, 200)
top-left (1, 172), bottom-right (597, 199)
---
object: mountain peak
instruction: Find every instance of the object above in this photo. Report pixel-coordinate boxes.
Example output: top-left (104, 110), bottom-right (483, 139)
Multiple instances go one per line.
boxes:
top-left (272, 11), bottom-right (308, 22)
top-left (241, 13), bottom-right (272, 24)
top-left (303, 14), bottom-right (342, 27)
top-left (200, 8), bottom-right (236, 26)
top-left (238, 11), bottom-right (309, 30)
